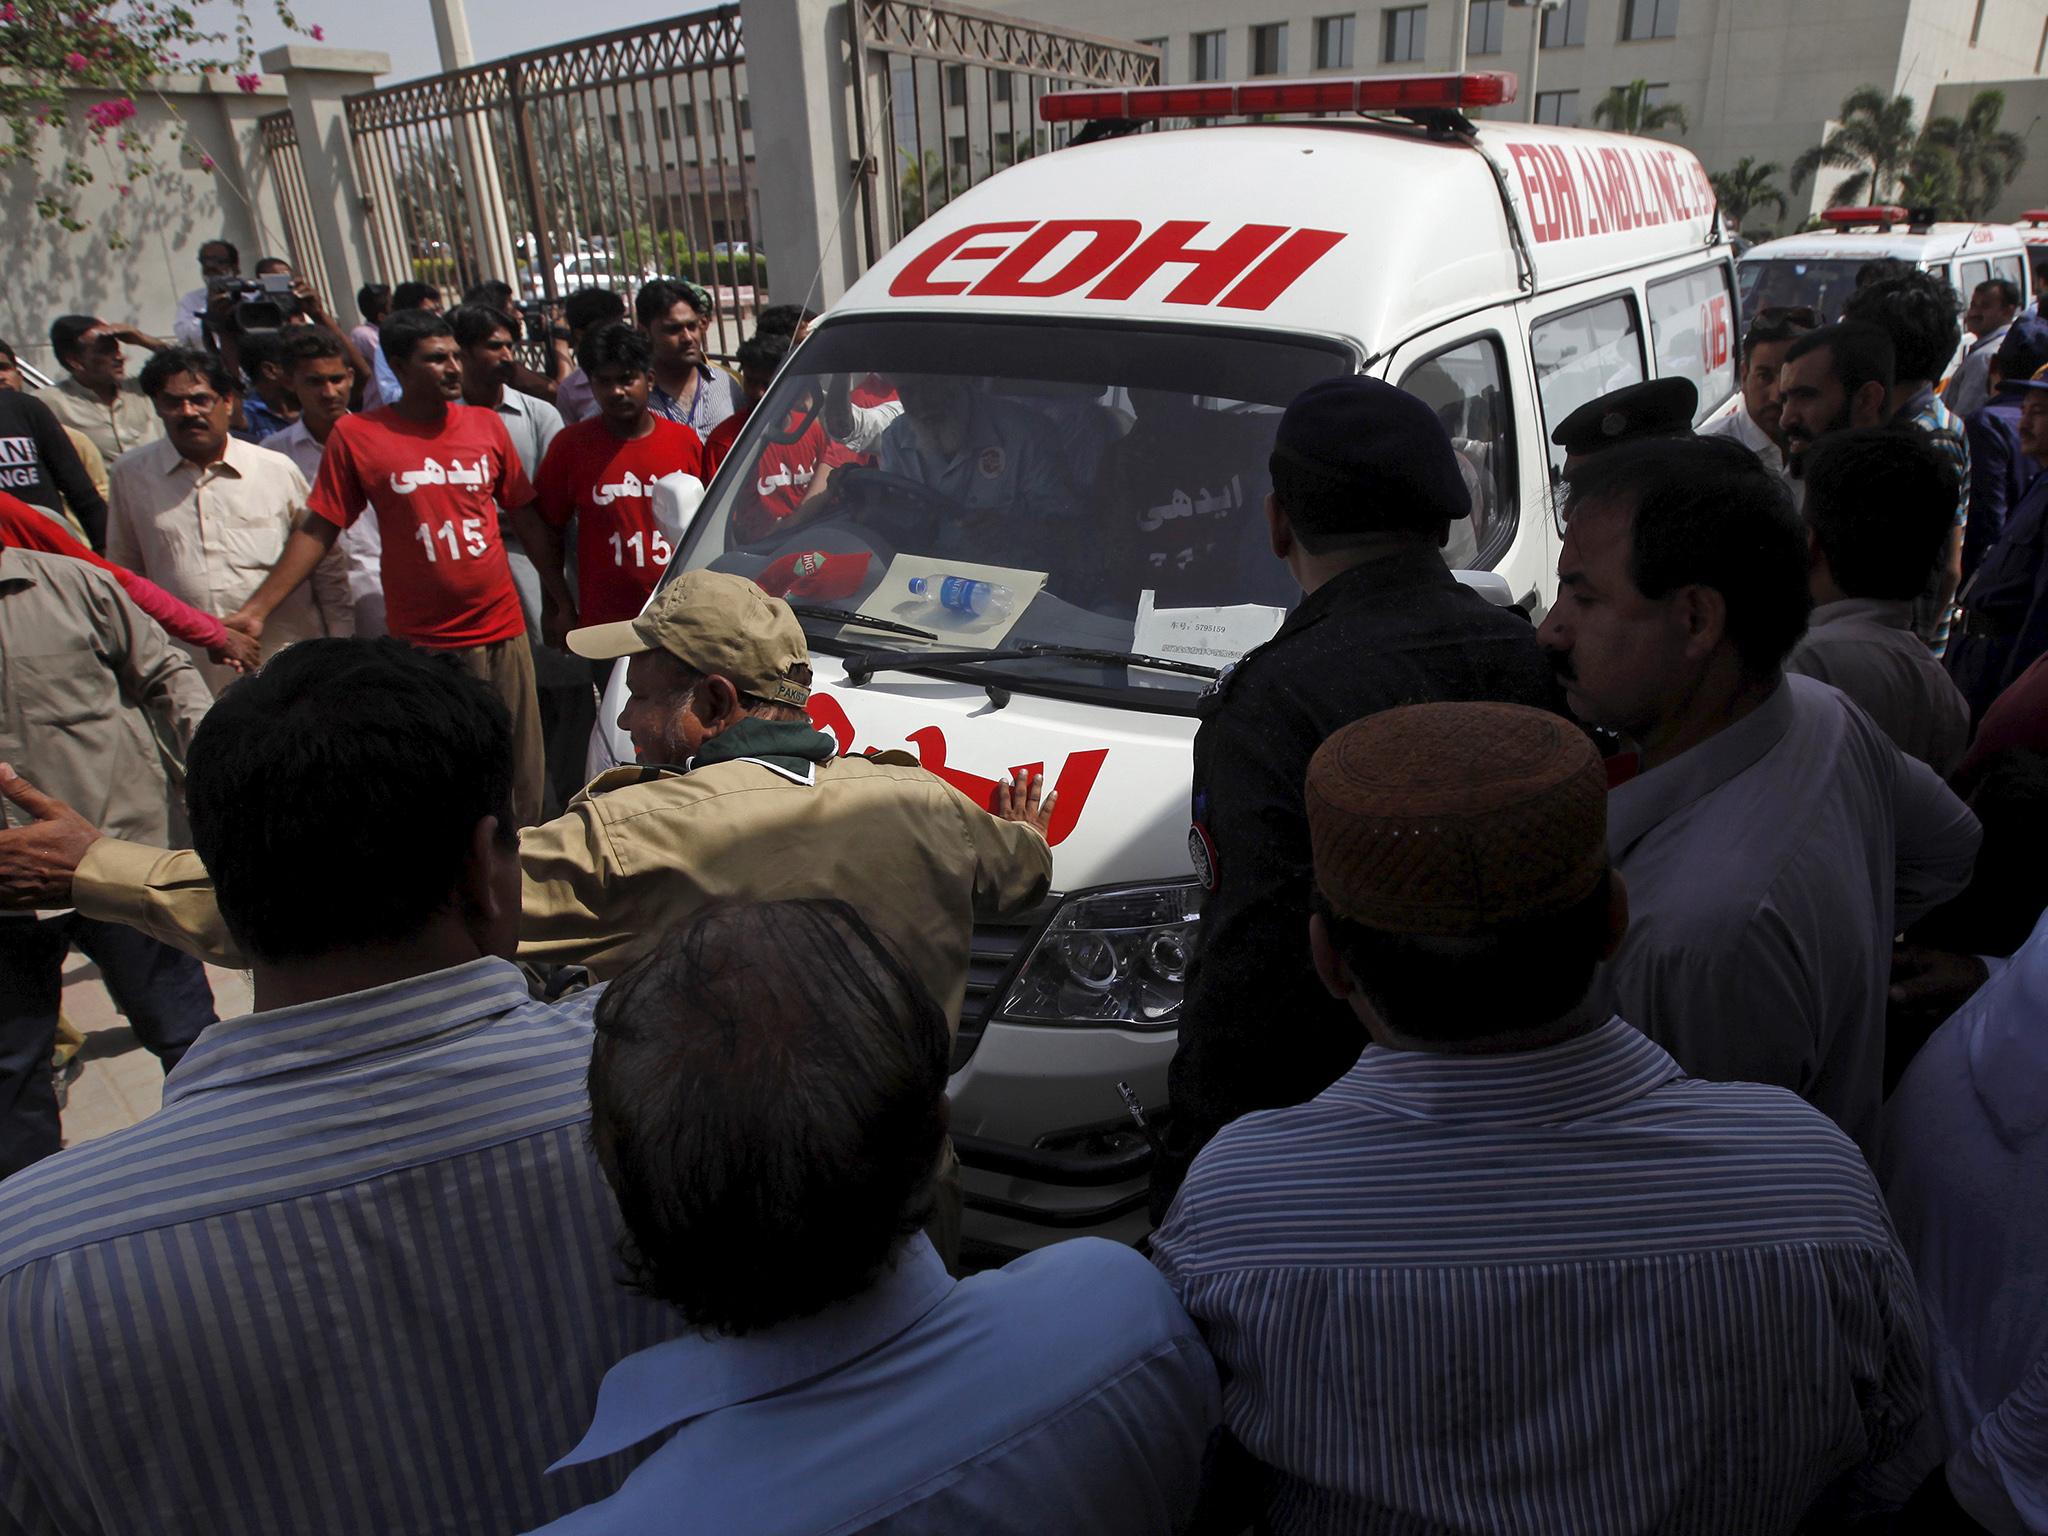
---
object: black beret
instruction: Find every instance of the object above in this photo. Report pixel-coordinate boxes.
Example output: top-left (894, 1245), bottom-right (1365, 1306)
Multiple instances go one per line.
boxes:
top-left (1550, 377), bottom-right (1699, 454)
top-left (1272, 376), bottom-right (1469, 528)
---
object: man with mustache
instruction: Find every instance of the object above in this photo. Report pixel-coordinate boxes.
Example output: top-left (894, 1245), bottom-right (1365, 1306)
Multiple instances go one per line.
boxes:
top-left (1776, 321), bottom-right (1895, 480)
top-left (1699, 308), bottom-right (1816, 481)
top-left (1539, 433), bottom-right (1978, 1159)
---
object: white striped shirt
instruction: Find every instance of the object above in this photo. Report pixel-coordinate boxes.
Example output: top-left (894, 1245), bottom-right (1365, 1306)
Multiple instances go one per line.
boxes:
top-left (1152, 1018), bottom-right (1930, 1535)
top-left (0, 959), bottom-right (679, 1536)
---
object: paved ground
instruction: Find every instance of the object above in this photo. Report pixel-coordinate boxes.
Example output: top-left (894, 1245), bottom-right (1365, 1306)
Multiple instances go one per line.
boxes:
top-left (58, 951), bottom-right (252, 1148)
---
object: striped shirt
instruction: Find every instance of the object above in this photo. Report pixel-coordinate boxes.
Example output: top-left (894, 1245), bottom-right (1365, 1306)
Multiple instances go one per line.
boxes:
top-left (0, 959), bottom-right (679, 1536)
top-left (1152, 1018), bottom-right (1930, 1536)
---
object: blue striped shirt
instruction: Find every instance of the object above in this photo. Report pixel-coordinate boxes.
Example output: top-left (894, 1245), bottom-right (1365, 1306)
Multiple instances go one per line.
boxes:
top-left (1152, 1018), bottom-right (1929, 1535)
top-left (0, 959), bottom-right (679, 1536)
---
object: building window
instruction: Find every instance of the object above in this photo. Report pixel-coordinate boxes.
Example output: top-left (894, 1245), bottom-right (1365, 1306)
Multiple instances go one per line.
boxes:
top-left (737, 97), bottom-right (751, 131)
top-left (657, 107), bottom-right (673, 140)
top-left (945, 65), bottom-right (968, 107)
top-left (1314, 14), bottom-right (1356, 68)
top-left (1468, 0), bottom-right (1505, 55)
top-left (1542, 0), bottom-right (1587, 48)
top-left (1622, 0), bottom-right (1679, 40)
top-left (1192, 30), bottom-right (1226, 81)
top-left (1534, 89), bottom-right (1580, 125)
top-left (1251, 21), bottom-right (1289, 75)
top-left (948, 134), bottom-right (969, 167)
top-left (1383, 5), bottom-right (1427, 63)
top-left (994, 71), bottom-right (1014, 104)
top-left (679, 104), bottom-right (697, 139)
top-left (1138, 37), bottom-right (1169, 84)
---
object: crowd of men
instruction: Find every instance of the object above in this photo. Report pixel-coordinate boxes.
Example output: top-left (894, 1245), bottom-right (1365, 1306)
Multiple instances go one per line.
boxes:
top-left (0, 239), bottom-right (2041, 1535)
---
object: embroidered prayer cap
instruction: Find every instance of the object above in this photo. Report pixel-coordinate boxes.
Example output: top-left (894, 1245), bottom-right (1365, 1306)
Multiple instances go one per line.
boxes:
top-left (569, 569), bottom-right (811, 708)
top-left (1307, 702), bottom-right (1607, 936)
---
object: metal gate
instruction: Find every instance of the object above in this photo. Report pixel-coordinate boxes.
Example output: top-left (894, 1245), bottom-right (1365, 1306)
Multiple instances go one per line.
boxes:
top-left (342, 6), bottom-right (765, 355)
top-left (256, 109), bottom-right (336, 304)
top-left (848, 0), bottom-right (1161, 267)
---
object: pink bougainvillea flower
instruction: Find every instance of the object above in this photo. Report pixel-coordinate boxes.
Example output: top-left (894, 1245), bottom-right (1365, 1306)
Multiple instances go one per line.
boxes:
top-left (85, 98), bottom-right (136, 130)
top-left (65, 51), bottom-right (89, 70)
top-left (235, 72), bottom-right (261, 92)
top-left (200, 153), bottom-right (217, 170)
top-left (310, 24), bottom-right (324, 40)
top-left (0, 5), bottom-right (19, 22)
top-left (118, 184), bottom-right (131, 198)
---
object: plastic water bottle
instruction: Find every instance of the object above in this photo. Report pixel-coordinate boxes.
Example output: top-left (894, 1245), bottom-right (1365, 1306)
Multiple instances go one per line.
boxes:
top-left (907, 574), bottom-right (1015, 621)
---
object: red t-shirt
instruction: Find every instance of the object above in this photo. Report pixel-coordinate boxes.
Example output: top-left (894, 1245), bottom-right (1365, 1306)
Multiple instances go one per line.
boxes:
top-left (308, 405), bottom-right (532, 649)
top-left (728, 412), bottom-right (870, 543)
top-left (702, 403), bottom-right (751, 483)
top-left (534, 416), bottom-right (704, 626)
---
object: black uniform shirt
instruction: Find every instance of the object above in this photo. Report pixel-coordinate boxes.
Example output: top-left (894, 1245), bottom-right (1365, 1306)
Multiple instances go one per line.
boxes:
top-left (1155, 543), bottom-right (1562, 1214)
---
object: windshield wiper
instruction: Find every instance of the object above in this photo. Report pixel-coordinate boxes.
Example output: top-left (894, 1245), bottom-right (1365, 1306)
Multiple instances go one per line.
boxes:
top-left (842, 643), bottom-right (1219, 687)
top-left (787, 604), bottom-right (937, 641)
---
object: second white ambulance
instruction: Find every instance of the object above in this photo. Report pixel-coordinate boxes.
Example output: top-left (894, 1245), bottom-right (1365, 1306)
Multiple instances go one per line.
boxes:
top-left (604, 71), bottom-right (1737, 1254)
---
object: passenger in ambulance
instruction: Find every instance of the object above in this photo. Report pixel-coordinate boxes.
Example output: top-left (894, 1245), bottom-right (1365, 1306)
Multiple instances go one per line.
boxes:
top-left (870, 374), bottom-right (1073, 558)
top-left (1094, 389), bottom-right (1293, 611)
top-left (1399, 362), bottom-right (1501, 570)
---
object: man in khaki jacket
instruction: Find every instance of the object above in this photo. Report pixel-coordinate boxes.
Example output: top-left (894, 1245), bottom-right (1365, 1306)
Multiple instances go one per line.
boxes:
top-left (0, 571), bottom-right (1053, 1028)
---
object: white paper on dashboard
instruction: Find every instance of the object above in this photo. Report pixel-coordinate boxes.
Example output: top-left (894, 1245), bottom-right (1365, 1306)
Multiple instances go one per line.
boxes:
top-left (856, 553), bottom-right (1048, 650)
top-left (1131, 590), bottom-right (1287, 670)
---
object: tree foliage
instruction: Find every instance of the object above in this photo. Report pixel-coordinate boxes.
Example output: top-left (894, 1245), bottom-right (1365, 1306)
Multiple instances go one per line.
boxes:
top-left (1789, 86), bottom-right (2027, 220)
top-left (1920, 90), bottom-right (2026, 218)
top-left (1591, 79), bottom-right (1689, 138)
top-left (1, 1), bottom-right (315, 239)
top-left (1710, 157), bottom-right (1786, 233)
top-left (1790, 87), bottom-right (1920, 207)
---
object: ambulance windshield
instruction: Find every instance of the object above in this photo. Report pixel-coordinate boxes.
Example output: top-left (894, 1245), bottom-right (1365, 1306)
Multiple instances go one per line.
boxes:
top-left (1738, 257), bottom-right (1872, 326)
top-left (673, 317), bottom-right (1391, 705)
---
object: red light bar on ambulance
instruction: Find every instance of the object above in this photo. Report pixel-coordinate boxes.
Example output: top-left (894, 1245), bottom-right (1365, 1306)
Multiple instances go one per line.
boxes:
top-left (1819, 205), bottom-right (1911, 228)
top-left (2021, 209), bottom-right (2048, 225)
top-left (1038, 71), bottom-right (1518, 123)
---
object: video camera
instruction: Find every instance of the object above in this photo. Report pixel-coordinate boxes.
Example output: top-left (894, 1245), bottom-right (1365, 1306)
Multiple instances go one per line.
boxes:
top-left (207, 272), bottom-right (299, 334)
top-left (514, 297), bottom-right (557, 349)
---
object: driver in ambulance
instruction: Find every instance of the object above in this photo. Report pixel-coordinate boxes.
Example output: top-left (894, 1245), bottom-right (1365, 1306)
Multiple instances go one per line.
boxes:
top-left (873, 375), bottom-right (1073, 543)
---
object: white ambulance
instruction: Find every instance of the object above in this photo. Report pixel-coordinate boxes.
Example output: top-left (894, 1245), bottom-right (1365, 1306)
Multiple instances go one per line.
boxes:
top-left (1737, 205), bottom-right (2032, 327)
top-left (601, 72), bottom-right (1736, 1255)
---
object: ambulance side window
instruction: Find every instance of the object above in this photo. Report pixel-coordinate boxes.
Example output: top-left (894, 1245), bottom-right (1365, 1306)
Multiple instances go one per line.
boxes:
top-left (1959, 258), bottom-right (1991, 299)
top-left (1530, 294), bottom-right (1646, 482)
top-left (1994, 253), bottom-right (2028, 302)
top-left (1398, 336), bottom-right (1516, 571)
top-left (1646, 263), bottom-right (1738, 423)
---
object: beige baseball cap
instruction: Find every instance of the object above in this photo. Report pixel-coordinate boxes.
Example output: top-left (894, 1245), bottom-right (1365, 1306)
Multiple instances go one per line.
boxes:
top-left (567, 569), bottom-right (811, 708)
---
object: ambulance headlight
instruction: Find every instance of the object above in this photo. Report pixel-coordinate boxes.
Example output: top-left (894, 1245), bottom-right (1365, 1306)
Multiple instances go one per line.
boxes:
top-left (997, 882), bottom-right (1202, 1029)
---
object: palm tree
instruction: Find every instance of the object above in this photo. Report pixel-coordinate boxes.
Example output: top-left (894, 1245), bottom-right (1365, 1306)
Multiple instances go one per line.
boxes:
top-left (1920, 89), bottom-right (2027, 217)
top-left (1710, 157), bottom-right (1787, 232)
top-left (1897, 148), bottom-right (1964, 220)
top-left (1790, 87), bottom-right (1921, 206)
top-left (1591, 79), bottom-right (1689, 137)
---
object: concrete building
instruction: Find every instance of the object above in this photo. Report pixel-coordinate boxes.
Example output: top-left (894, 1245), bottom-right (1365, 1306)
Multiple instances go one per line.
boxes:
top-left (989, 0), bottom-right (2048, 235)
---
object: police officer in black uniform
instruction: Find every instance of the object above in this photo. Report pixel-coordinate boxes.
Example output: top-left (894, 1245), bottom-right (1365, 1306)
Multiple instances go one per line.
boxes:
top-left (1550, 377), bottom-right (1698, 482)
top-left (1153, 376), bottom-right (1561, 1219)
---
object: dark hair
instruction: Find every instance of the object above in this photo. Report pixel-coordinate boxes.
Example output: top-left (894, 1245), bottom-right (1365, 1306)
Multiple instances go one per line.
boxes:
top-left (635, 278), bottom-right (706, 327)
top-left (0, 337), bottom-right (15, 369)
top-left (1800, 427), bottom-right (1959, 600)
top-left (1842, 272), bottom-right (1963, 384)
top-left (1320, 872), bottom-right (1614, 1041)
top-left (391, 280), bottom-right (441, 313)
top-left (254, 256), bottom-right (292, 276)
top-left (139, 346), bottom-right (235, 399)
top-left (589, 899), bottom-right (950, 1335)
top-left (186, 639), bottom-right (515, 963)
top-left (564, 286), bottom-right (627, 332)
top-left (1270, 453), bottom-right (1448, 543)
top-left (49, 314), bottom-right (101, 365)
top-left (753, 304), bottom-right (818, 338)
top-left (1784, 321), bottom-right (1897, 399)
top-left (280, 326), bottom-right (348, 375)
top-left (736, 329), bottom-right (792, 375)
top-left (447, 302), bottom-right (515, 350)
top-left (235, 327), bottom-right (286, 378)
top-left (381, 306), bottom-right (455, 367)
top-left (1740, 310), bottom-right (1816, 364)
top-left (1565, 435), bottom-right (1812, 676)
top-left (1976, 277), bottom-right (2022, 311)
top-left (357, 282), bottom-right (392, 323)
top-left (576, 320), bottom-right (653, 377)
top-left (201, 238), bottom-right (240, 265)
top-left (462, 279), bottom-right (515, 310)
top-left (1856, 257), bottom-right (1916, 290)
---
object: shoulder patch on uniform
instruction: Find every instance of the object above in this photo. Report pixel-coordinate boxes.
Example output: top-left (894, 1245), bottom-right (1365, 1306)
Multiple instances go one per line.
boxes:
top-left (1188, 823), bottom-right (1219, 893)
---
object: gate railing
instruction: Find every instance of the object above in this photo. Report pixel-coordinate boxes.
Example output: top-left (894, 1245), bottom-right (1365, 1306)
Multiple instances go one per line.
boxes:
top-left (849, 0), bottom-right (1161, 265)
top-left (256, 109), bottom-right (335, 304)
top-left (343, 6), bottom-right (763, 356)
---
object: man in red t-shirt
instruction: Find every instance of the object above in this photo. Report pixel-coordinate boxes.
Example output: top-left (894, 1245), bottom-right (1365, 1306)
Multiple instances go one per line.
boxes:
top-left (227, 309), bottom-right (547, 824)
top-left (519, 324), bottom-right (704, 655)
